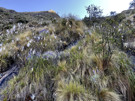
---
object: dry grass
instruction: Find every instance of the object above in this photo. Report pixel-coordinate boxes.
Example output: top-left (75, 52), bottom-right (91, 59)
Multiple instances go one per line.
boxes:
top-left (48, 9), bottom-right (56, 13)
top-left (56, 80), bottom-right (93, 101)
top-left (99, 89), bottom-right (121, 101)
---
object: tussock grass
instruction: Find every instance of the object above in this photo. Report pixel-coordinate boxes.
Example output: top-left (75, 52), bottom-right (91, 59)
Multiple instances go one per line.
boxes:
top-left (90, 54), bottom-right (103, 70)
top-left (57, 60), bottom-right (67, 73)
top-left (56, 80), bottom-right (93, 101)
top-left (99, 89), bottom-right (121, 101)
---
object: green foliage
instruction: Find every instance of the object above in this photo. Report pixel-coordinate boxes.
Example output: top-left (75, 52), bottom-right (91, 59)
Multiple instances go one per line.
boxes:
top-left (86, 4), bottom-right (103, 20)
top-left (83, 16), bottom-right (104, 27)
top-left (114, 13), bottom-right (126, 23)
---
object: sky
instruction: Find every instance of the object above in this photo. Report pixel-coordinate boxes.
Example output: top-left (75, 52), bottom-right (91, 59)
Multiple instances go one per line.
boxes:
top-left (0, 0), bottom-right (132, 19)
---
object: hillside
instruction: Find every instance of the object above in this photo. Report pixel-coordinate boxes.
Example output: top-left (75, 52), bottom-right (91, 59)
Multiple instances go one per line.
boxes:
top-left (0, 8), bottom-right (135, 101)
top-left (0, 7), bottom-right (60, 31)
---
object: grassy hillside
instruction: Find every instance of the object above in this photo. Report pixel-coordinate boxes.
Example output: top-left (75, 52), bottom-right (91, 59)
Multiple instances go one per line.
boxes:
top-left (0, 7), bottom-right (60, 31)
top-left (0, 8), bottom-right (135, 101)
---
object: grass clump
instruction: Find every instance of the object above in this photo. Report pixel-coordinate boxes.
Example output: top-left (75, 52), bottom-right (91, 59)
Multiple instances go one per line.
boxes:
top-left (56, 80), bottom-right (93, 101)
top-left (99, 89), bottom-right (121, 101)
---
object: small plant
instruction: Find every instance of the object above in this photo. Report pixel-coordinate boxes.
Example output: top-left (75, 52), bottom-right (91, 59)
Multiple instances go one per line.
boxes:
top-left (90, 54), bottom-right (103, 70)
top-left (57, 60), bottom-right (67, 73)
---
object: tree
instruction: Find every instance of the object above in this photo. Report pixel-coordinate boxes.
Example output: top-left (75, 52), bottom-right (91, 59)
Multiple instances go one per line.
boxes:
top-left (86, 4), bottom-right (103, 20)
top-left (110, 11), bottom-right (116, 16)
top-left (129, 0), bottom-right (135, 9)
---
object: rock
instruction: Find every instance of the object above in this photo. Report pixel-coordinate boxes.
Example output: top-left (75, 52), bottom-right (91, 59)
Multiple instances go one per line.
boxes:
top-left (42, 51), bottom-right (57, 60)
top-left (31, 94), bottom-right (35, 100)
top-left (42, 50), bottom-right (70, 64)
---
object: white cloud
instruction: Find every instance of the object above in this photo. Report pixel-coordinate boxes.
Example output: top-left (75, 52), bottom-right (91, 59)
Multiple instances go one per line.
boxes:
top-left (100, 0), bottom-right (132, 15)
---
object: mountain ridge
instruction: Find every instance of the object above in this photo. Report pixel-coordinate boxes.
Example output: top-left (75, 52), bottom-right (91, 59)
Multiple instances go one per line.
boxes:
top-left (0, 7), bottom-right (60, 31)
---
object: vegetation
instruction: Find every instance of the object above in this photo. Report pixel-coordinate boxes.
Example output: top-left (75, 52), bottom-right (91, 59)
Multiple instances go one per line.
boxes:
top-left (0, 5), bottom-right (135, 101)
top-left (56, 80), bottom-right (92, 101)
top-left (110, 11), bottom-right (117, 16)
top-left (86, 4), bottom-right (103, 20)
top-left (99, 89), bottom-right (121, 101)
top-left (129, 0), bottom-right (135, 9)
